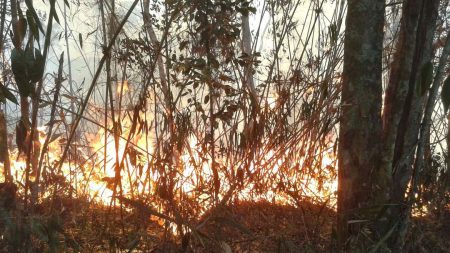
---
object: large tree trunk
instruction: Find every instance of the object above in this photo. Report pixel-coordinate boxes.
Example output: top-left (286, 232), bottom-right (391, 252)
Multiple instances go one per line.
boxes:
top-left (337, 0), bottom-right (385, 250)
top-left (339, 0), bottom-right (442, 250)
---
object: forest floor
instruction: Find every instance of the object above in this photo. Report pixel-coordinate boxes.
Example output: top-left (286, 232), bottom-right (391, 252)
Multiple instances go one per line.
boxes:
top-left (1, 191), bottom-right (449, 252)
top-left (62, 199), bottom-right (335, 252)
top-left (60, 199), bottom-right (450, 253)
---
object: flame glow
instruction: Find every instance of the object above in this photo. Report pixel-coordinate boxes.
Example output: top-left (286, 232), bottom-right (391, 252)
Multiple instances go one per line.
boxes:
top-left (0, 100), bottom-right (338, 213)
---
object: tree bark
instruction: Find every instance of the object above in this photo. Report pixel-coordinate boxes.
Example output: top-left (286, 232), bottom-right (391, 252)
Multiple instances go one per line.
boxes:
top-left (381, 0), bottom-right (423, 191)
top-left (339, 0), bottom-right (442, 250)
top-left (337, 0), bottom-right (385, 250)
top-left (388, 1), bottom-right (440, 249)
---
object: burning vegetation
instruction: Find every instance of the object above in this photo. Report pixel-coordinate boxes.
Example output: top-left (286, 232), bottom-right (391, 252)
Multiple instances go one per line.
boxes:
top-left (0, 0), bottom-right (448, 252)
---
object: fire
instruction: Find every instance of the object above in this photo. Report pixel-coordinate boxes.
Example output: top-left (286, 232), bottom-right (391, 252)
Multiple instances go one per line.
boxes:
top-left (116, 80), bottom-right (129, 95)
top-left (0, 105), bottom-right (338, 212)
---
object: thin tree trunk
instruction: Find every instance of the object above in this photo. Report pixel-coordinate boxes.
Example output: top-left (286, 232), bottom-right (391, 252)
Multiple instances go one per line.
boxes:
top-left (373, 0), bottom-right (441, 249)
top-left (241, 13), bottom-right (258, 106)
top-left (0, 0), bottom-right (10, 182)
top-left (389, 1), bottom-right (440, 249)
top-left (142, 0), bottom-right (178, 201)
top-left (0, 111), bottom-right (11, 181)
top-left (11, 0), bottom-right (31, 153)
top-left (381, 0), bottom-right (423, 195)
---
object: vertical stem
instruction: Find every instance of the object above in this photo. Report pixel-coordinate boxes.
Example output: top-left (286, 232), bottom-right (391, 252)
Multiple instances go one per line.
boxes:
top-left (0, 0), bottom-right (10, 182)
top-left (0, 110), bottom-right (10, 182)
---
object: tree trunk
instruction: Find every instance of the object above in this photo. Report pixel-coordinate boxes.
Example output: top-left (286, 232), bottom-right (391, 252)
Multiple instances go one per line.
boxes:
top-left (337, 0), bottom-right (385, 250)
top-left (381, 0), bottom-right (423, 194)
top-left (389, 1), bottom-right (440, 249)
top-left (0, 110), bottom-right (11, 182)
top-left (339, 0), bottom-right (442, 250)
top-left (241, 13), bottom-right (258, 106)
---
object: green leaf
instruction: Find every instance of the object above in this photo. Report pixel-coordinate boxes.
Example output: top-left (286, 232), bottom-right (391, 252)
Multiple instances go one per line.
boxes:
top-left (11, 48), bottom-right (32, 97)
top-left (25, 0), bottom-right (44, 33)
top-left (50, 0), bottom-right (60, 24)
top-left (0, 84), bottom-right (18, 105)
top-left (11, 49), bottom-right (25, 74)
top-left (52, 9), bottom-right (60, 24)
top-left (26, 48), bottom-right (45, 83)
top-left (442, 76), bottom-right (450, 113)
top-left (27, 9), bottom-right (40, 42)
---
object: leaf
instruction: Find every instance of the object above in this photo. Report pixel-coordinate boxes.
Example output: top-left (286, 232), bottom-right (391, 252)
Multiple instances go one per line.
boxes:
top-left (62, 94), bottom-right (78, 101)
top-left (49, 133), bottom-right (64, 144)
top-left (53, 11), bottom-right (60, 25)
top-left (347, 219), bottom-right (369, 224)
top-left (39, 100), bottom-right (52, 108)
top-left (26, 48), bottom-right (45, 82)
top-left (101, 177), bottom-right (116, 190)
top-left (27, 9), bottom-right (39, 41)
top-left (127, 146), bottom-right (142, 167)
top-left (218, 74), bottom-right (234, 82)
top-left (441, 76), bottom-right (450, 113)
top-left (79, 33), bottom-right (83, 49)
top-left (13, 18), bottom-right (27, 48)
top-left (17, 5), bottom-right (24, 19)
top-left (25, 0), bottom-right (44, 33)
top-left (179, 40), bottom-right (189, 50)
top-left (11, 48), bottom-right (32, 97)
top-left (329, 22), bottom-right (338, 45)
top-left (0, 84), bottom-right (18, 105)
top-left (50, 0), bottom-right (60, 24)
